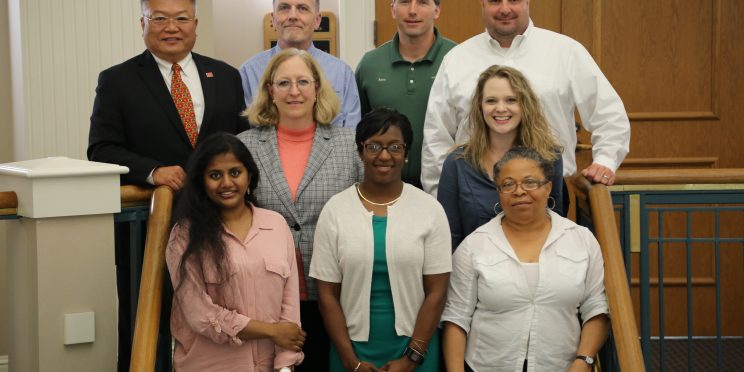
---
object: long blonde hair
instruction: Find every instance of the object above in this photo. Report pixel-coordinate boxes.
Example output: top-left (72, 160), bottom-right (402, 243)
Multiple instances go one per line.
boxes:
top-left (243, 48), bottom-right (339, 126)
top-left (461, 65), bottom-right (561, 172)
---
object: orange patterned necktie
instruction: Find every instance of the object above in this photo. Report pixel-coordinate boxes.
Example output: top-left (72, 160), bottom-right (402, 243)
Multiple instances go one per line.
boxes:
top-left (171, 63), bottom-right (198, 147)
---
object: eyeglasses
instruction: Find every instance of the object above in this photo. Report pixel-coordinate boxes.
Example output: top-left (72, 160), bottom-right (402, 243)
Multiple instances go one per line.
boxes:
top-left (145, 15), bottom-right (195, 26)
top-left (272, 78), bottom-right (316, 91)
top-left (363, 143), bottom-right (406, 155)
top-left (497, 179), bottom-right (550, 194)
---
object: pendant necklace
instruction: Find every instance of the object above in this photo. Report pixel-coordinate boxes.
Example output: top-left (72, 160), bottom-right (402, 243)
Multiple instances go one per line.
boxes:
top-left (355, 183), bottom-right (401, 206)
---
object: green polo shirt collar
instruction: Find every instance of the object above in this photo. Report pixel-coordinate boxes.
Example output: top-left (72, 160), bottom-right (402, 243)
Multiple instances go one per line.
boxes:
top-left (389, 28), bottom-right (446, 64)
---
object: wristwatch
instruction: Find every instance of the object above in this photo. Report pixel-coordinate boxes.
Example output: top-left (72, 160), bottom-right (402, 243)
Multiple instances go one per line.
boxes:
top-left (279, 367), bottom-right (291, 372)
top-left (403, 346), bottom-right (425, 365)
top-left (576, 355), bottom-right (595, 366)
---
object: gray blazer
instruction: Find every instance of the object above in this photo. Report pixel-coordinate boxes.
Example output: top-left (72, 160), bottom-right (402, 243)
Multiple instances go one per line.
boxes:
top-left (238, 124), bottom-right (364, 300)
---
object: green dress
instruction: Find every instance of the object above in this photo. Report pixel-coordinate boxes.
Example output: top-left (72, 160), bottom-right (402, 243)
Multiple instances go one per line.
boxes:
top-left (329, 216), bottom-right (440, 371)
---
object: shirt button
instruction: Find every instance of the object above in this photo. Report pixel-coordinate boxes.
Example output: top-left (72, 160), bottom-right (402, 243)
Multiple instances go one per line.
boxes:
top-left (409, 79), bottom-right (414, 84)
top-left (410, 67), bottom-right (414, 71)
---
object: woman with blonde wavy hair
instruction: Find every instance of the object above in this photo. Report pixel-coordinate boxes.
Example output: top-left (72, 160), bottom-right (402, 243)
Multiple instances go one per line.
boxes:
top-left (437, 65), bottom-right (564, 250)
top-left (238, 48), bottom-right (363, 371)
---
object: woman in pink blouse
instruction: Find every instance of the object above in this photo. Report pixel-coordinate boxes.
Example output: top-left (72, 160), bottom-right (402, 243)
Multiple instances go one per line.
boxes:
top-left (167, 133), bottom-right (305, 372)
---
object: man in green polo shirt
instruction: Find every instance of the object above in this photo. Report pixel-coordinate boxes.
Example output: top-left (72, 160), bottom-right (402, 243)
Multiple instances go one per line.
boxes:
top-left (355, 0), bottom-right (455, 188)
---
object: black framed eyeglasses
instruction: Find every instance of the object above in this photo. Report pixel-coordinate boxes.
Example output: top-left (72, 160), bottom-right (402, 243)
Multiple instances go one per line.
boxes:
top-left (363, 143), bottom-right (406, 155)
top-left (497, 179), bottom-right (550, 194)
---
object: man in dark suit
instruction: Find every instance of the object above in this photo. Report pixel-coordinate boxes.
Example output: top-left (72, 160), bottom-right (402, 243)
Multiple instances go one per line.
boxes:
top-left (87, 0), bottom-right (247, 370)
top-left (88, 0), bottom-right (247, 189)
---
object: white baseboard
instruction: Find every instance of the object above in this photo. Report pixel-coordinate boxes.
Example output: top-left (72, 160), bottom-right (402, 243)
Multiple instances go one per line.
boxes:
top-left (0, 355), bottom-right (7, 372)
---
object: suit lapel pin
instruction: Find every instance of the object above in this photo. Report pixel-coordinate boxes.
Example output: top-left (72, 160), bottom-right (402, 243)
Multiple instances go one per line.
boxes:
top-left (206, 72), bottom-right (214, 78)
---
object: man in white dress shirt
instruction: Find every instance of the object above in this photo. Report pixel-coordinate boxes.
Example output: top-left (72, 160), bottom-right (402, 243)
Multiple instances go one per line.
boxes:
top-left (421, 0), bottom-right (630, 196)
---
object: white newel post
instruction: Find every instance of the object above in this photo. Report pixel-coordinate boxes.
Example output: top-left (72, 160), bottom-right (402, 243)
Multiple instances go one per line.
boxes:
top-left (0, 157), bottom-right (127, 372)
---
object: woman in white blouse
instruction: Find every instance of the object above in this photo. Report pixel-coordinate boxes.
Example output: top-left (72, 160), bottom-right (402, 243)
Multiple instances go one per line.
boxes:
top-left (442, 146), bottom-right (610, 372)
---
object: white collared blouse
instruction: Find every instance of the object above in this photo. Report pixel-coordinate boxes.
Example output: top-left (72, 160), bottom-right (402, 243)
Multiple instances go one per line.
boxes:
top-left (441, 211), bottom-right (608, 372)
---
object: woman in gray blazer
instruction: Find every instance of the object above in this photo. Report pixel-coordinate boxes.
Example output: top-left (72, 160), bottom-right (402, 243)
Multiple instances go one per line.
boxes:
top-left (237, 48), bottom-right (363, 372)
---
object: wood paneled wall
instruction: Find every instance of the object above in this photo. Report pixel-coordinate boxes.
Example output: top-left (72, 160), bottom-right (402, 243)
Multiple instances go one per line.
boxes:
top-left (567, 0), bottom-right (744, 172)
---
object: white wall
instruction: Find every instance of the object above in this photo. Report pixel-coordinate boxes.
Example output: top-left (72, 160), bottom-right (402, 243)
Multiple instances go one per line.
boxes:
top-left (0, 0), bottom-right (12, 164)
top-left (192, 0), bottom-right (215, 57)
top-left (9, 0), bottom-right (144, 161)
top-left (0, 0), bottom-right (12, 361)
top-left (338, 0), bottom-right (375, 69)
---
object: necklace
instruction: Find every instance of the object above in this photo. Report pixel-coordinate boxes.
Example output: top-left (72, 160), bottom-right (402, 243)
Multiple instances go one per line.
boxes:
top-left (356, 183), bottom-right (401, 206)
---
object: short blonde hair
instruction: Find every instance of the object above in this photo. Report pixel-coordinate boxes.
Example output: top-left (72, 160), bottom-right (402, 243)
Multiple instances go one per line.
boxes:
top-left (462, 65), bottom-right (561, 172)
top-left (243, 48), bottom-right (339, 126)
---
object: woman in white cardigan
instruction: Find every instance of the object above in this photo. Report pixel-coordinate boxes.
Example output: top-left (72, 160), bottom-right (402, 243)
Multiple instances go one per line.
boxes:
top-left (310, 108), bottom-right (451, 372)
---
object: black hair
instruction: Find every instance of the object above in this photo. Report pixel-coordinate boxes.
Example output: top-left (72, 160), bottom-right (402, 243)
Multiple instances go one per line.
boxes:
top-left (172, 133), bottom-right (260, 287)
top-left (355, 107), bottom-right (414, 156)
top-left (492, 146), bottom-right (556, 184)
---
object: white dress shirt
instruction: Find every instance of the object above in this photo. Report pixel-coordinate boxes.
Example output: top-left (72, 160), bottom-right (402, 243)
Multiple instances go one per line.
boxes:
top-left (422, 20), bottom-right (630, 195)
top-left (441, 211), bottom-right (608, 372)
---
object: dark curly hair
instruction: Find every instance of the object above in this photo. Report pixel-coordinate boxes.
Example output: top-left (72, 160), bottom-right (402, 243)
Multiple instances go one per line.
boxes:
top-left (172, 133), bottom-right (260, 287)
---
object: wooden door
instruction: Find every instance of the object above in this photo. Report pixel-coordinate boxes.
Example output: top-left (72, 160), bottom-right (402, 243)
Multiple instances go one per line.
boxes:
top-left (375, 0), bottom-right (744, 338)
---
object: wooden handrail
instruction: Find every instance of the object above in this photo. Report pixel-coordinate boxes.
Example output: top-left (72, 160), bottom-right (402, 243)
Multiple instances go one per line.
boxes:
top-left (0, 191), bottom-right (18, 215)
top-left (616, 168), bottom-right (744, 185)
top-left (0, 191), bottom-right (17, 208)
top-left (129, 185), bottom-right (174, 372)
top-left (571, 176), bottom-right (646, 372)
top-left (121, 185), bottom-right (155, 206)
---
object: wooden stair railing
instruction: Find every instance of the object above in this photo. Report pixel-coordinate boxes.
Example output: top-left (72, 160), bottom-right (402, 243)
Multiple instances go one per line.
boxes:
top-left (0, 191), bottom-right (18, 215)
top-left (121, 185), bottom-right (155, 206)
top-left (570, 176), bottom-right (646, 372)
top-left (126, 185), bottom-right (174, 372)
